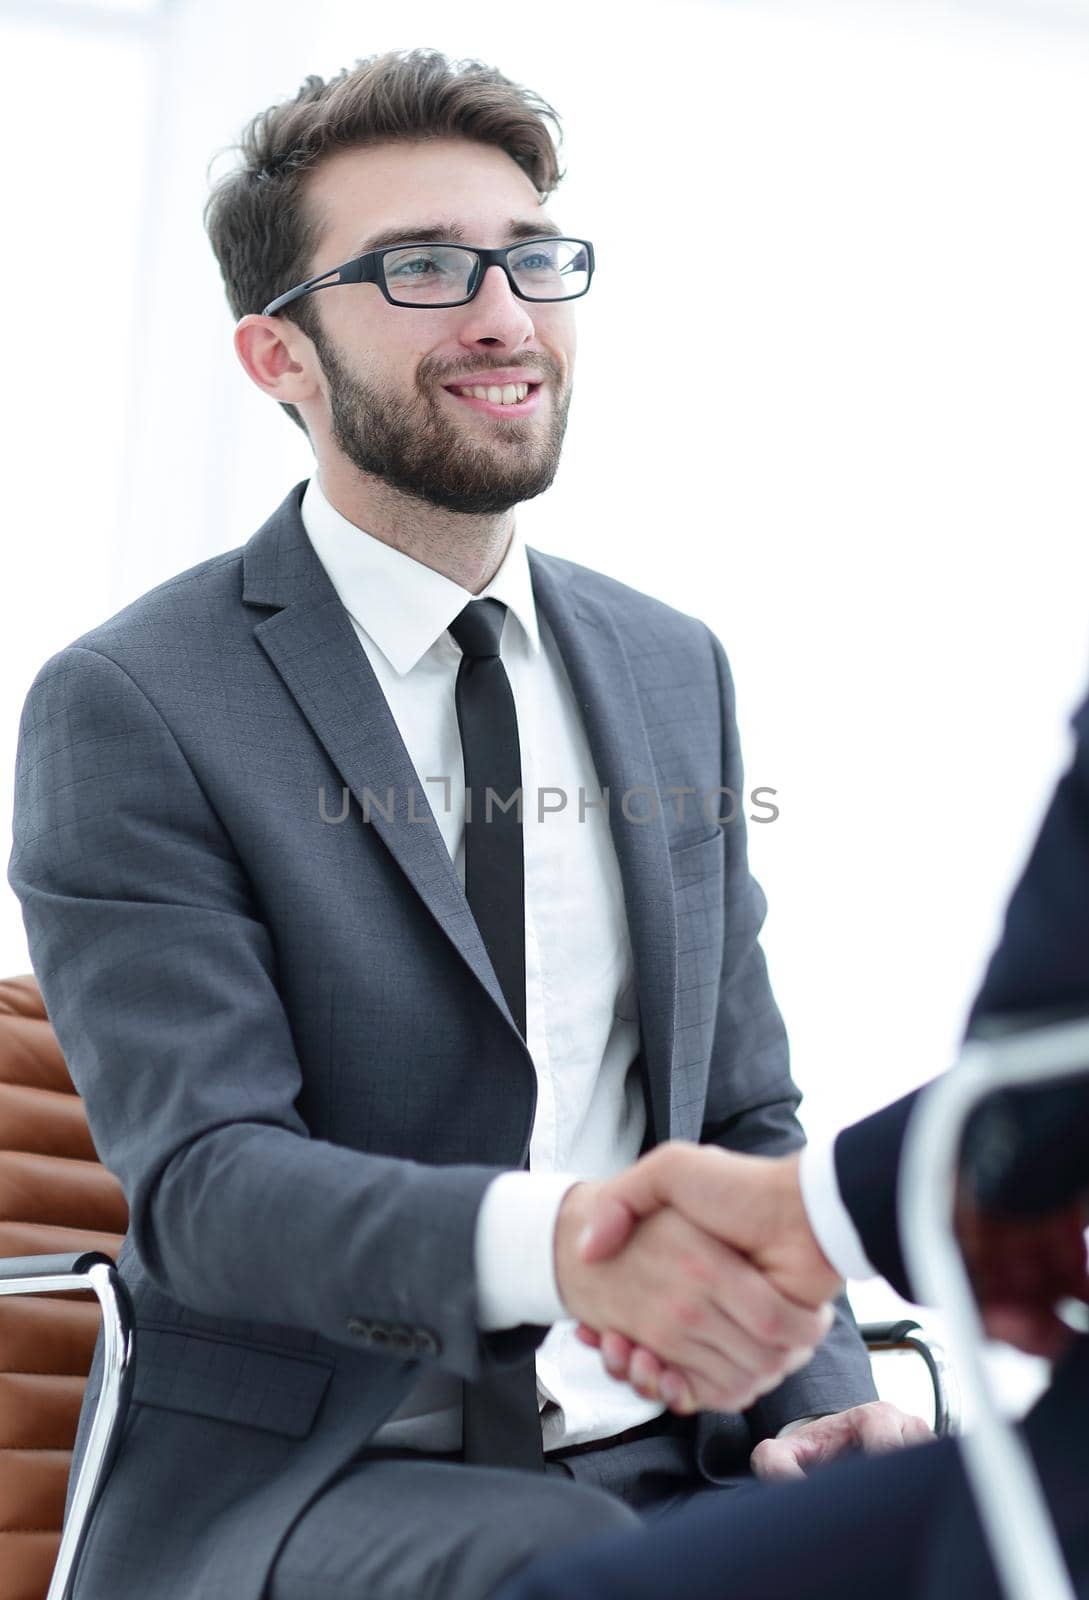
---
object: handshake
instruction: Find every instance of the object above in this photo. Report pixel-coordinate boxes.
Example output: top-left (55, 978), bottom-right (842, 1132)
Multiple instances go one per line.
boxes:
top-left (552, 1143), bottom-right (839, 1420)
top-left (553, 1141), bottom-right (1089, 1422)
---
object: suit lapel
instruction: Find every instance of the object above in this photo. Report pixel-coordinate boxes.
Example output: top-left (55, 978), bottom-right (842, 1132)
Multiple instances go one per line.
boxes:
top-left (243, 485), bottom-right (522, 1041)
top-left (241, 486), bottom-right (677, 1137)
top-left (528, 553), bottom-right (677, 1144)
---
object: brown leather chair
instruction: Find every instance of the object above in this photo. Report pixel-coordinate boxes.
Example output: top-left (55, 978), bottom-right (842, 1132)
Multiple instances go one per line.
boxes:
top-left (0, 971), bottom-right (957, 1600)
top-left (0, 977), bottom-right (131, 1600)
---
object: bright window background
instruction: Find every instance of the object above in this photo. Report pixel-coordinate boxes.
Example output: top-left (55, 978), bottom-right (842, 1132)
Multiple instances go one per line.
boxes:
top-left (4, 0), bottom-right (1088, 1413)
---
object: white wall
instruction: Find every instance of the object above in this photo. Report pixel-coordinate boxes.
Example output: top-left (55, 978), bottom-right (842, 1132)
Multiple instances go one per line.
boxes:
top-left (4, 0), bottom-right (1086, 1406)
top-left (1, 11), bottom-right (152, 971)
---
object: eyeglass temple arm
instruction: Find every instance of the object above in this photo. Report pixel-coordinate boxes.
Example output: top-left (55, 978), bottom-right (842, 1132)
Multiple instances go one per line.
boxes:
top-left (262, 255), bottom-right (375, 317)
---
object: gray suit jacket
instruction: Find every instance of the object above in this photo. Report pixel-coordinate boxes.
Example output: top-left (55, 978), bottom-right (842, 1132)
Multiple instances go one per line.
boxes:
top-left (7, 483), bottom-right (874, 1600)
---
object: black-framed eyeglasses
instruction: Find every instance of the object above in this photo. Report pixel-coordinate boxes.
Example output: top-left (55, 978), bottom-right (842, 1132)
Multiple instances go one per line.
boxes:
top-left (261, 237), bottom-right (595, 316)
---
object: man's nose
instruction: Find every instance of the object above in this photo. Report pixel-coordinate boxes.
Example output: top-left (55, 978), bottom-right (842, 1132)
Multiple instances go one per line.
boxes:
top-left (457, 263), bottom-right (535, 348)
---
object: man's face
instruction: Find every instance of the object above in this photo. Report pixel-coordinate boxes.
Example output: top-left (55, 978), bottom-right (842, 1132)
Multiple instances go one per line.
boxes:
top-left (298, 138), bottom-right (578, 515)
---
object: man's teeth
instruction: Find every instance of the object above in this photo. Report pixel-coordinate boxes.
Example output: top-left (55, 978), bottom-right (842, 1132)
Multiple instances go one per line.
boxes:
top-left (455, 382), bottom-right (530, 405)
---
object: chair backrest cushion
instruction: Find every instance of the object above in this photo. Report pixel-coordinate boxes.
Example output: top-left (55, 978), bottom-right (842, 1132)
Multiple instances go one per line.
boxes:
top-left (0, 976), bottom-right (128, 1600)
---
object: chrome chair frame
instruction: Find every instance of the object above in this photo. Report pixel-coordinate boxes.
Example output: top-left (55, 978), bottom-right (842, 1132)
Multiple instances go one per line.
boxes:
top-left (0, 1250), bottom-right (135, 1600)
top-left (900, 1014), bottom-right (1089, 1600)
top-left (858, 1317), bottom-right (960, 1437)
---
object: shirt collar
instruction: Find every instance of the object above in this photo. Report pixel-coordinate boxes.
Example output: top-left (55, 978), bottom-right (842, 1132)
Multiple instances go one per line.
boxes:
top-left (300, 475), bottom-right (542, 676)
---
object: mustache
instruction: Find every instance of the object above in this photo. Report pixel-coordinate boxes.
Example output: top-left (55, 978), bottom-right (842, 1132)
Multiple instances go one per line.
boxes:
top-left (422, 356), bottom-right (564, 388)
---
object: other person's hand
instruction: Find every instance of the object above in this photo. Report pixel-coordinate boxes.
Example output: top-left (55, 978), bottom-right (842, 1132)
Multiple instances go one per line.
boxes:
top-left (750, 1402), bottom-right (934, 1482)
top-left (957, 1187), bottom-right (1089, 1360)
top-left (553, 1169), bottom-right (834, 1415)
top-left (569, 1143), bottom-right (837, 1411)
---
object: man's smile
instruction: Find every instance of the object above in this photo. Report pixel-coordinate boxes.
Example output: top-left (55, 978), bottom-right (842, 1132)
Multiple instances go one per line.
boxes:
top-left (441, 368), bottom-right (544, 417)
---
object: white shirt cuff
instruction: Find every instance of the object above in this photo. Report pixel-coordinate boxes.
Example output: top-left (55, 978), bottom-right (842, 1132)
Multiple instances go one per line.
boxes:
top-left (798, 1137), bottom-right (878, 1282)
top-left (474, 1171), bottom-right (582, 1331)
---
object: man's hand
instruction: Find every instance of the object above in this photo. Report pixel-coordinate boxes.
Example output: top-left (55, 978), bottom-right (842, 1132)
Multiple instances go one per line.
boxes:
top-left (572, 1145), bottom-right (1089, 1418)
top-left (565, 1143), bottom-right (840, 1412)
top-left (958, 1188), bottom-right (1089, 1360)
top-left (553, 1173), bottom-right (834, 1415)
top-left (576, 1142), bottom-right (839, 1306)
top-left (750, 1402), bottom-right (934, 1482)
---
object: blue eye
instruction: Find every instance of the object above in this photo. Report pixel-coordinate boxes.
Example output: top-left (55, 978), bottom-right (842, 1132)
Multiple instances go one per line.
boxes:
top-left (517, 251), bottom-right (557, 272)
top-left (388, 255), bottom-right (439, 278)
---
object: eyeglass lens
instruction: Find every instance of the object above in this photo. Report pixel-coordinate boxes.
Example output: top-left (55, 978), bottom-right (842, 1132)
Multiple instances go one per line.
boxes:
top-left (381, 239), bottom-right (589, 305)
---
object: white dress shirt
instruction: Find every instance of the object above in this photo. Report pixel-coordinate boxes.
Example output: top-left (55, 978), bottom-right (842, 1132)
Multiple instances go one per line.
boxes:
top-left (301, 476), bottom-right (666, 1451)
top-left (799, 1138), bottom-right (879, 1282)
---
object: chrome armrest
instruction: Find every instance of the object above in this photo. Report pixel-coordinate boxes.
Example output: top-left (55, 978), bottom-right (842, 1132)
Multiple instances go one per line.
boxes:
top-left (900, 1014), bottom-right (1089, 1600)
top-left (859, 1317), bottom-right (960, 1437)
top-left (0, 1251), bottom-right (136, 1600)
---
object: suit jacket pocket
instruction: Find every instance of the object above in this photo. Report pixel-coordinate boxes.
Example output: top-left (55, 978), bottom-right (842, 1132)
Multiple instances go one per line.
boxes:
top-left (668, 823), bottom-right (725, 877)
top-left (132, 1324), bottom-right (334, 1439)
top-left (670, 826), bottom-right (726, 954)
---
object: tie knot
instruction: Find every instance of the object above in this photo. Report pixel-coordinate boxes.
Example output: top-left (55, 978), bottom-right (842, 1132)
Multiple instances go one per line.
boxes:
top-left (448, 598), bottom-right (508, 660)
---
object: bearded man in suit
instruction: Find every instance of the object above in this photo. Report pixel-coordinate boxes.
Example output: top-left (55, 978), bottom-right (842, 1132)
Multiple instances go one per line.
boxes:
top-left (8, 46), bottom-right (918, 1600)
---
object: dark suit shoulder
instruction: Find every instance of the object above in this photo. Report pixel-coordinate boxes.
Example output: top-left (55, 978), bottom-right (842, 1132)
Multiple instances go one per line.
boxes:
top-left (969, 685), bottom-right (1089, 1027)
top-left (527, 548), bottom-right (717, 652)
top-left (35, 481), bottom-right (316, 678)
top-left (61, 546), bottom-right (246, 667)
top-left (1071, 689), bottom-right (1089, 779)
top-left (839, 679), bottom-right (1089, 1292)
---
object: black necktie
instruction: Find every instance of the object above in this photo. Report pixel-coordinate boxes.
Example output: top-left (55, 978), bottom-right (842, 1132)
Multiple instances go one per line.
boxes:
top-left (448, 598), bottom-right (545, 1473)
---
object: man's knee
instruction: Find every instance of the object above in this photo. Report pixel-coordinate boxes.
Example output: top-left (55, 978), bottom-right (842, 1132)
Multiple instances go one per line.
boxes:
top-left (488, 1476), bottom-right (639, 1594)
top-left (533, 1477), bottom-right (640, 1547)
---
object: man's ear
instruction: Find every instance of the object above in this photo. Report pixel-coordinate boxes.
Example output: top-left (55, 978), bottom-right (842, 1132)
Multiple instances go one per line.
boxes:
top-left (234, 313), bottom-right (321, 410)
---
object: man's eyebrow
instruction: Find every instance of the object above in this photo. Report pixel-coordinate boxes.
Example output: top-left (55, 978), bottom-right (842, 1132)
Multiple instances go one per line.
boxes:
top-left (351, 218), bottom-right (564, 255)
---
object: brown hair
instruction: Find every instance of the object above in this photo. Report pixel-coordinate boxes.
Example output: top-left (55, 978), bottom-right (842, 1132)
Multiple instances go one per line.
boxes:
top-left (204, 47), bottom-right (565, 431)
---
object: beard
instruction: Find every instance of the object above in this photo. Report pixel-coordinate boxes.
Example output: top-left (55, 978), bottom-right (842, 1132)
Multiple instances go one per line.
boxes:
top-left (312, 329), bottom-right (572, 515)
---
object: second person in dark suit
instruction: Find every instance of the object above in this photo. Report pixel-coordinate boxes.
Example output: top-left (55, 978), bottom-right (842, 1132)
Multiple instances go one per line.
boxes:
top-left (497, 686), bottom-right (1089, 1597)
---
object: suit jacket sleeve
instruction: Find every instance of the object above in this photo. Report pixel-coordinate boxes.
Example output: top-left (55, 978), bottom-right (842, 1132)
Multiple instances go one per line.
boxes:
top-left (6, 644), bottom-right (526, 1381)
top-left (697, 628), bottom-right (877, 1442)
top-left (834, 687), bottom-right (1089, 1298)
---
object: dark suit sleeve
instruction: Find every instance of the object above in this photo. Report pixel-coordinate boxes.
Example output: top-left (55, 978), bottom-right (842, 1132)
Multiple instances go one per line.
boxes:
top-left (834, 1090), bottom-right (920, 1298)
top-left (968, 693), bottom-right (1089, 1026)
top-left (834, 688), bottom-right (1089, 1296)
top-left (6, 645), bottom-right (521, 1380)
top-left (698, 628), bottom-right (877, 1442)
top-left (960, 689), bottom-right (1089, 1213)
